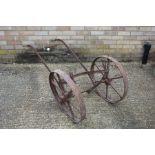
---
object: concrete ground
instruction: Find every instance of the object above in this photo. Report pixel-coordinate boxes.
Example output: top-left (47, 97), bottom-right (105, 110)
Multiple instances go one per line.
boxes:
top-left (0, 62), bottom-right (155, 128)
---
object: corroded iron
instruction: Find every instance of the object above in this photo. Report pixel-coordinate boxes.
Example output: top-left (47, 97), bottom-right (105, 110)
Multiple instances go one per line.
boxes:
top-left (25, 39), bottom-right (128, 123)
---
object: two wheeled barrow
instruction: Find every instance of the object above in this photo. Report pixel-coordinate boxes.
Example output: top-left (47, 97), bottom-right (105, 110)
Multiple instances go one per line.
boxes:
top-left (25, 39), bottom-right (128, 123)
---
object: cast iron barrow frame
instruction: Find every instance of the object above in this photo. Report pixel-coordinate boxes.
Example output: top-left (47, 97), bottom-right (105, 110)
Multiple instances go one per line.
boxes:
top-left (25, 39), bottom-right (128, 123)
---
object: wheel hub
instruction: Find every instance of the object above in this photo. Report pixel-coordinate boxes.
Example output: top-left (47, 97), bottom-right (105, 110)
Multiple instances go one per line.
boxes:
top-left (104, 78), bottom-right (111, 85)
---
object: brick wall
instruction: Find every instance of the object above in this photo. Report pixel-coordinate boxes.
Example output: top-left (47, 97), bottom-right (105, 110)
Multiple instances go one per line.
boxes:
top-left (0, 26), bottom-right (155, 63)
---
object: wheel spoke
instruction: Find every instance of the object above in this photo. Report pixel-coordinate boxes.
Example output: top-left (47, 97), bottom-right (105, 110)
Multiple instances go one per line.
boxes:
top-left (101, 60), bottom-right (106, 71)
top-left (51, 79), bottom-right (57, 87)
top-left (54, 75), bottom-right (59, 84)
top-left (110, 75), bottom-right (123, 81)
top-left (61, 79), bottom-right (67, 84)
top-left (50, 71), bottom-right (85, 123)
top-left (61, 90), bottom-right (73, 103)
top-left (53, 77), bottom-right (62, 93)
top-left (101, 59), bottom-right (110, 78)
top-left (106, 84), bottom-right (108, 99)
top-left (57, 74), bottom-right (65, 92)
top-left (66, 90), bottom-right (74, 98)
top-left (90, 56), bottom-right (127, 103)
top-left (95, 64), bottom-right (105, 77)
top-left (87, 78), bottom-right (105, 93)
top-left (106, 59), bottom-right (110, 75)
top-left (60, 89), bottom-right (80, 115)
top-left (109, 83), bottom-right (122, 98)
top-left (54, 74), bottom-right (66, 96)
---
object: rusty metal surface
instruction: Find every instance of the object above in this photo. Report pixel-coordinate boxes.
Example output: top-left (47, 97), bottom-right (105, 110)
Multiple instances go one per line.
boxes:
top-left (90, 56), bottom-right (128, 104)
top-left (24, 39), bottom-right (128, 123)
top-left (49, 70), bottom-right (86, 123)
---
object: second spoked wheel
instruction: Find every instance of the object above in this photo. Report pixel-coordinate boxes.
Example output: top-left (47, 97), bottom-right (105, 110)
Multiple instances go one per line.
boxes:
top-left (49, 69), bottom-right (86, 123)
top-left (90, 55), bottom-right (128, 104)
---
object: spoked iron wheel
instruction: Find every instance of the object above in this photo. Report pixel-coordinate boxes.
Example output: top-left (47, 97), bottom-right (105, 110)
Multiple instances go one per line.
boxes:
top-left (90, 56), bottom-right (128, 104)
top-left (49, 69), bottom-right (86, 123)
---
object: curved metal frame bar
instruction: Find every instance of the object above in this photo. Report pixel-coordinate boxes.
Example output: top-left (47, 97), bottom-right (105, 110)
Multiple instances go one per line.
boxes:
top-left (50, 39), bottom-right (89, 72)
top-left (25, 45), bottom-right (52, 73)
top-left (23, 39), bottom-right (128, 123)
top-left (25, 39), bottom-right (128, 101)
top-left (25, 39), bottom-right (89, 73)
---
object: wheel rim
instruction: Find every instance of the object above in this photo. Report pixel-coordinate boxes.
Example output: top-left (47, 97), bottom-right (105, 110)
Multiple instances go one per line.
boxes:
top-left (90, 56), bottom-right (128, 104)
top-left (49, 69), bottom-right (86, 123)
